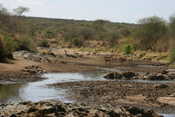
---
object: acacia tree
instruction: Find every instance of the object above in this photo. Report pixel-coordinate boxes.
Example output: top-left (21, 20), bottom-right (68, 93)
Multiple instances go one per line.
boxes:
top-left (135, 16), bottom-right (168, 50)
top-left (13, 6), bottom-right (29, 16)
top-left (0, 4), bottom-right (8, 15)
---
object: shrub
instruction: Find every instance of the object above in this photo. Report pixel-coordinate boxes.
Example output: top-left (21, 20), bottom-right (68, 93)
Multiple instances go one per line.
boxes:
top-left (38, 39), bottom-right (49, 48)
top-left (169, 48), bottom-right (175, 63)
top-left (0, 39), bottom-right (6, 61)
top-left (135, 16), bottom-right (168, 50)
top-left (72, 38), bottom-right (84, 47)
top-left (124, 44), bottom-right (134, 55)
top-left (169, 16), bottom-right (175, 38)
top-left (44, 30), bottom-right (56, 39)
top-left (3, 36), bottom-right (18, 59)
top-left (0, 36), bottom-right (16, 62)
top-left (15, 36), bottom-right (36, 52)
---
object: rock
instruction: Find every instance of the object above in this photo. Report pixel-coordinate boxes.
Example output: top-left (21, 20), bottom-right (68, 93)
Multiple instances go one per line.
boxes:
top-left (125, 106), bottom-right (144, 115)
top-left (122, 72), bottom-right (137, 79)
top-left (104, 72), bottom-right (137, 80)
top-left (0, 101), bottom-right (162, 117)
top-left (147, 74), bottom-right (167, 81)
top-left (155, 84), bottom-right (169, 89)
top-left (161, 70), bottom-right (168, 74)
top-left (104, 72), bottom-right (123, 80)
top-left (22, 65), bottom-right (46, 74)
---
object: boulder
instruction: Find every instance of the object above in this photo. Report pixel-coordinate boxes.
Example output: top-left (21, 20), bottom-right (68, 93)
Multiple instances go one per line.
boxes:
top-left (147, 74), bottom-right (168, 81)
top-left (154, 84), bottom-right (169, 89)
top-left (104, 72), bottom-right (123, 80)
top-left (122, 72), bottom-right (137, 79)
top-left (104, 72), bottom-right (137, 80)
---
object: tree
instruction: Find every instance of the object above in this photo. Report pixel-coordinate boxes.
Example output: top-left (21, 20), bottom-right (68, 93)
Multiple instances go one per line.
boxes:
top-left (169, 16), bottom-right (175, 37)
top-left (135, 16), bottom-right (168, 50)
top-left (0, 4), bottom-right (8, 15)
top-left (13, 6), bottom-right (29, 16)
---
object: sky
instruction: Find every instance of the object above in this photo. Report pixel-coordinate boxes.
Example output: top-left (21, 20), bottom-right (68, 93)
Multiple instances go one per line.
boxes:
top-left (0, 0), bottom-right (175, 23)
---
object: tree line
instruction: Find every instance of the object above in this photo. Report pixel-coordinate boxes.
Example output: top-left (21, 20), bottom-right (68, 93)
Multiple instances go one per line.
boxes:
top-left (0, 4), bottom-right (175, 62)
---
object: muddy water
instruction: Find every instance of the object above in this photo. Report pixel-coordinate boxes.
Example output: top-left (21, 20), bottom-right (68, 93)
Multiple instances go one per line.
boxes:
top-left (0, 71), bottom-right (106, 104)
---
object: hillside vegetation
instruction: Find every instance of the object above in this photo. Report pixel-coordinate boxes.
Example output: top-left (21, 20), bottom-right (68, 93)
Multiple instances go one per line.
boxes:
top-left (0, 4), bottom-right (175, 62)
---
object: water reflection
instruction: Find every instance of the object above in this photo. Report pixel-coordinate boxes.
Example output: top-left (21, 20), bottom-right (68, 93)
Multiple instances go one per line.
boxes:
top-left (0, 84), bottom-right (23, 104)
top-left (0, 72), bottom-right (106, 104)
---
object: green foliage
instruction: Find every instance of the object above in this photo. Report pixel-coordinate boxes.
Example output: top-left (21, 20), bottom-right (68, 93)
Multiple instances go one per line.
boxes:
top-left (0, 39), bottom-right (7, 61)
top-left (169, 48), bottom-right (175, 63)
top-left (3, 36), bottom-right (18, 59)
top-left (0, 36), bottom-right (17, 61)
top-left (169, 16), bottom-right (175, 38)
top-left (135, 16), bottom-right (168, 50)
top-left (44, 30), bottom-right (56, 39)
top-left (15, 36), bottom-right (36, 52)
top-left (124, 44), bottom-right (134, 55)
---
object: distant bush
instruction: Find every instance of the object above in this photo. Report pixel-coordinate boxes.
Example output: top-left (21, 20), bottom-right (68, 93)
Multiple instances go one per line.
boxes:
top-left (169, 48), bottom-right (175, 63)
top-left (38, 39), bottom-right (49, 48)
top-left (0, 39), bottom-right (7, 61)
top-left (72, 38), bottom-right (84, 47)
top-left (3, 36), bottom-right (18, 59)
top-left (135, 16), bottom-right (168, 50)
top-left (124, 44), bottom-right (134, 55)
top-left (15, 36), bottom-right (36, 52)
top-left (107, 32), bottom-right (120, 47)
top-left (44, 30), bottom-right (56, 39)
top-left (0, 36), bottom-right (17, 61)
top-left (169, 16), bottom-right (175, 38)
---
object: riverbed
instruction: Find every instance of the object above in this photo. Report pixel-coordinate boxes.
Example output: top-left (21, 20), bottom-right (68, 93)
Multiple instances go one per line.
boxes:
top-left (0, 70), bottom-right (175, 117)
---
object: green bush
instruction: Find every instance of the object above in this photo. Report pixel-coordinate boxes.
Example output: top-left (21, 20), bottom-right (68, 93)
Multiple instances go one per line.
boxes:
top-left (3, 36), bottom-right (18, 58)
top-left (44, 30), bottom-right (56, 39)
top-left (124, 44), bottom-right (134, 55)
top-left (135, 16), bottom-right (168, 50)
top-left (169, 48), bottom-right (175, 63)
top-left (0, 36), bottom-right (16, 61)
top-left (15, 36), bottom-right (36, 52)
top-left (0, 39), bottom-right (7, 61)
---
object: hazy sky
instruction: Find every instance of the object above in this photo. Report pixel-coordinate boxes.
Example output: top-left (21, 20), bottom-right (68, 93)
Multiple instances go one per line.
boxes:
top-left (0, 0), bottom-right (175, 23)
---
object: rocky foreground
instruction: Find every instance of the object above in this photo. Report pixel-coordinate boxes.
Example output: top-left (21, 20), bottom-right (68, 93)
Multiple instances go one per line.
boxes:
top-left (0, 100), bottom-right (163, 117)
top-left (51, 80), bottom-right (175, 113)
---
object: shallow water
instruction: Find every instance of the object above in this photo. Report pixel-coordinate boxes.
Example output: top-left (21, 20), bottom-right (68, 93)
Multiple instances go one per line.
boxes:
top-left (0, 71), bottom-right (174, 104)
top-left (161, 114), bottom-right (175, 117)
top-left (0, 71), bottom-right (106, 104)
